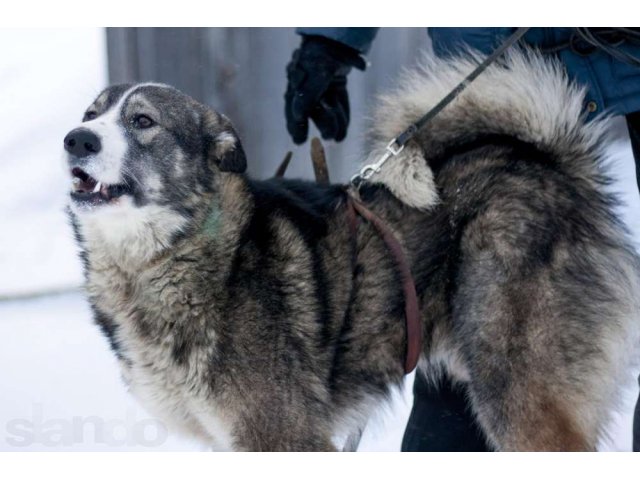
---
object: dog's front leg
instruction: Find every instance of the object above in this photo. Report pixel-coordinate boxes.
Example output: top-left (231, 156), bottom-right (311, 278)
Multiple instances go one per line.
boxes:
top-left (231, 414), bottom-right (337, 452)
top-left (235, 435), bottom-right (337, 452)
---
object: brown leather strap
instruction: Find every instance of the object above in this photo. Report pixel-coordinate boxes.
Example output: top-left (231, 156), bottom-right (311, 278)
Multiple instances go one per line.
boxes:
top-left (346, 195), bottom-right (422, 374)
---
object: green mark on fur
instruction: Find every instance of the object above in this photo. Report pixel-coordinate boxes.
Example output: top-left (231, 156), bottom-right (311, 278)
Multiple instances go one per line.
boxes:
top-left (202, 202), bottom-right (222, 237)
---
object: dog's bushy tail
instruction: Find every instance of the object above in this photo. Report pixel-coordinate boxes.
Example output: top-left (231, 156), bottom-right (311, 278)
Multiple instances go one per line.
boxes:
top-left (365, 47), bottom-right (612, 209)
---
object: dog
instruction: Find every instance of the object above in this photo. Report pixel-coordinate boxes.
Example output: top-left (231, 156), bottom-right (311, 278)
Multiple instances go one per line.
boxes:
top-left (65, 49), bottom-right (640, 451)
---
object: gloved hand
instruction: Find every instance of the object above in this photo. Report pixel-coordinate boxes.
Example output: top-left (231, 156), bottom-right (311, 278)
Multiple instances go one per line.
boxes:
top-left (285, 35), bottom-right (367, 144)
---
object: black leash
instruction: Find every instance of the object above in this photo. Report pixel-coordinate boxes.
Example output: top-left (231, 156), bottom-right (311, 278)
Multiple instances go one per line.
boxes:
top-left (351, 27), bottom-right (531, 187)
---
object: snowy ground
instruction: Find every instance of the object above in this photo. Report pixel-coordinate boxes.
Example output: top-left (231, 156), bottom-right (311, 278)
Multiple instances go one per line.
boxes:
top-left (0, 28), bottom-right (638, 451)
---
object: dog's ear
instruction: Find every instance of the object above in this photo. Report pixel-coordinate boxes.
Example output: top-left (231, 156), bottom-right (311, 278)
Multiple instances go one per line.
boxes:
top-left (203, 110), bottom-right (247, 174)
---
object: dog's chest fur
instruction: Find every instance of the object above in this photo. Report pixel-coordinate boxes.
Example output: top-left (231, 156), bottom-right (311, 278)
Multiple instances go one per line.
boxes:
top-left (85, 248), bottom-right (235, 448)
top-left (78, 178), bottom-right (420, 449)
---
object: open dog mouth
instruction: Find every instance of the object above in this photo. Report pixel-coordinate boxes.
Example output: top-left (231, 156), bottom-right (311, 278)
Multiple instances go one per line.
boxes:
top-left (70, 167), bottom-right (131, 205)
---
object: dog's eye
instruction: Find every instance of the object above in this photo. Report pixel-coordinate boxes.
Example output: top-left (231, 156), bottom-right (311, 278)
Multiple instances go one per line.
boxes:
top-left (133, 114), bottom-right (155, 129)
top-left (83, 111), bottom-right (97, 122)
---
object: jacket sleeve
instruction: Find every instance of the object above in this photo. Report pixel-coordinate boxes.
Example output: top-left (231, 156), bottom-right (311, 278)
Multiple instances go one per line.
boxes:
top-left (295, 28), bottom-right (379, 54)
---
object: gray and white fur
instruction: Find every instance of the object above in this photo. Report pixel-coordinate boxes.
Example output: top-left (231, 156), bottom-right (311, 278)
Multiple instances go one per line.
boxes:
top-left (65, 49), bottom-right (640, 451)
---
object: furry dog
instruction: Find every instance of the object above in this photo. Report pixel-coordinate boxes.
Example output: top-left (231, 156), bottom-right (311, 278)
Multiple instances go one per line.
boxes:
top-left (65, 49), bottom-right (640, 451)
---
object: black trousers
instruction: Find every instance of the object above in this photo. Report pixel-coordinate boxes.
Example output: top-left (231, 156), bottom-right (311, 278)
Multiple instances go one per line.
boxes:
top-left (401, 112), bottom-right (640, 452)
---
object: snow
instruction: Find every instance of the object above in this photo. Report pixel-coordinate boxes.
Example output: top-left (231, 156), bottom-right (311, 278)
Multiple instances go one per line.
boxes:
top-left (0, 28), bottom-right (638, 451)
top-left (0, 28), bottom-right (104, 298)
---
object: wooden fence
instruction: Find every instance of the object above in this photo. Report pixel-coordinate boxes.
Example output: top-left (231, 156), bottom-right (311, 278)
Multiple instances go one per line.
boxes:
top-left (107, 28), bottom-right (429, 182)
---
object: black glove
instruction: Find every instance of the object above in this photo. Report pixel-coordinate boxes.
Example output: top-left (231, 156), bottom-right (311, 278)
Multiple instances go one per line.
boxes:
top-left (285, 35), bottom-right (366, 144)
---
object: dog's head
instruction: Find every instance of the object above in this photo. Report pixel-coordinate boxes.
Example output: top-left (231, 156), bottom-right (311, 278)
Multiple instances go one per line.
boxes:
top-left (65, 83), bottom-right (246, 265)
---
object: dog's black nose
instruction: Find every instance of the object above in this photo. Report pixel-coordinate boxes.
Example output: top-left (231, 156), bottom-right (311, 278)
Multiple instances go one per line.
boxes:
top-left (64, 128), bottom-right (101, 158)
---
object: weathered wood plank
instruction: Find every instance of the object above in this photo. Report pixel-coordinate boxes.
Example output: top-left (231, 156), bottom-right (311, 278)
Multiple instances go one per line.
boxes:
top-left (106, 27), bottom-right (429, 182)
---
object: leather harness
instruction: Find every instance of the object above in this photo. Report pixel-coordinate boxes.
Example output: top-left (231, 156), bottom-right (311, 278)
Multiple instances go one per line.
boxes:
top-left (344, 28), bottom-right (532, 376)
top-left (345, 193), bottom-right (422, 374)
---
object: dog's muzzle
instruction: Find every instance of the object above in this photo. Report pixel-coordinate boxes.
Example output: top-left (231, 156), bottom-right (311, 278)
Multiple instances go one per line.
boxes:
top-left (64, 127), bottom-right (132, 207)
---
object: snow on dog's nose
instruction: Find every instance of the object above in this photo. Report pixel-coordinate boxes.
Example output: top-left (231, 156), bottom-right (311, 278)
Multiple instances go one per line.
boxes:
top-left (64, 128), bottom-right (102, 158)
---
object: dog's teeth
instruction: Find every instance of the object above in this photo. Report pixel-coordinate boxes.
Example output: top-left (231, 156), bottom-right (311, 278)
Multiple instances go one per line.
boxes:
top-left (93, 181), bottom-right (102, 193)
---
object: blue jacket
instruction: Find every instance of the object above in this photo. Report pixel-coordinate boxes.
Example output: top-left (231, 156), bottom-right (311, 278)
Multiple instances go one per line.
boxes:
top-left (297, 27), bottom-right (640, 120)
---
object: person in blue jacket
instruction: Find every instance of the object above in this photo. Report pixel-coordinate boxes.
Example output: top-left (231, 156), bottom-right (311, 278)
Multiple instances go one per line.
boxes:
top-left (284, 27), bottom-right (640, 452)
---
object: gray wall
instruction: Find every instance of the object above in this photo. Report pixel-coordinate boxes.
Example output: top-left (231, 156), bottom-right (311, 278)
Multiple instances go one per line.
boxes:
top-left (107, 28), bottom-right (429, 182)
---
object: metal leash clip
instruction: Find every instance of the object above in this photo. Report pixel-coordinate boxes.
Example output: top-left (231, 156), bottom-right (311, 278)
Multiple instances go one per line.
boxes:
top-left (350, 138), bottom-right (405, 186)
top-left (348, 27), bottom-right (530, 190)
